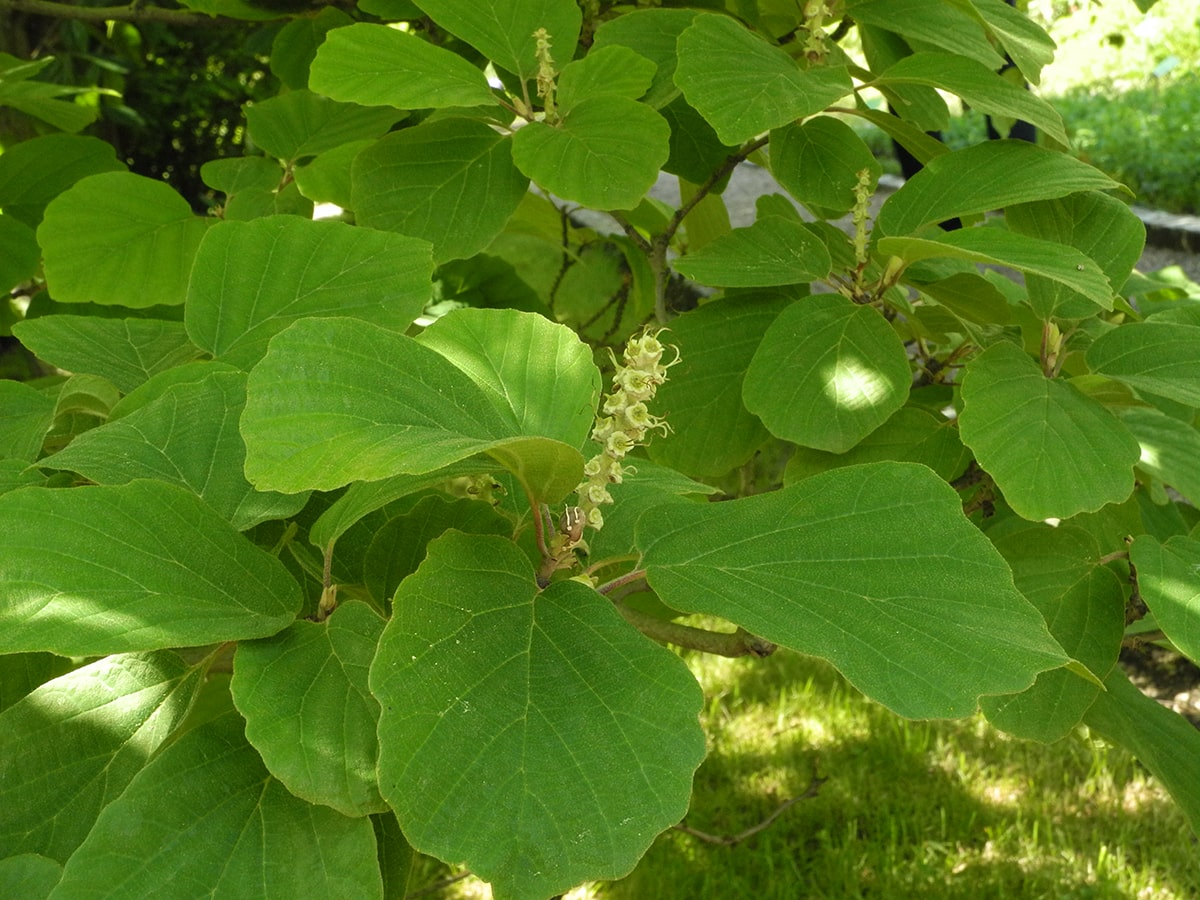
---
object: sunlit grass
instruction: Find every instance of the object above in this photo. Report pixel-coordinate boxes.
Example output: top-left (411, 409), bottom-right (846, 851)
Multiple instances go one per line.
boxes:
top-left (407, 647), bottom-right (1200, 899)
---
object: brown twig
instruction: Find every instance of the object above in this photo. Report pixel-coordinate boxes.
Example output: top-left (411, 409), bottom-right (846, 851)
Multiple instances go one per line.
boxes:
top-left (675, 768), bottom-right (826, 846)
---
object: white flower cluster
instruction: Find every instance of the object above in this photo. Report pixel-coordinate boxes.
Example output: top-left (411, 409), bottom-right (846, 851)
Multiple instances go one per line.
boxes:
top-left (576, 328), bottom-right (678, 531)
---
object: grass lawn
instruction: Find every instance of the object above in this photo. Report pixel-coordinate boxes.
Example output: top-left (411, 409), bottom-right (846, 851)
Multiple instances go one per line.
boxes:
top-left (410, 644), bottom-right (1200, 899)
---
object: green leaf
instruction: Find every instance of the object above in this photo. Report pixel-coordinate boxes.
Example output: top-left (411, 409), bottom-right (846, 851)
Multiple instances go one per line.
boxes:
top-left (411, 0), bottom-right (581, 80)
top-left (37, 172), bottom-right (213, 308)
top-left (0, 379), bottom-right (54, 462)
top-left (269, 6), bottom-right (355, 90)
top-left (0, 652), bottom-right (202, 862)
top-left (363, 495), bottom-right (512, 604)
top-left (293, 139), bottom-right (373, 208)
top-left (958, 342), bottom-right (1140, 520)
top-left (1086, 322), bottom-right (1200, 407)
top-left (770, 116), bottom-right (880, 217)
top-left (879, 227), bottom-right (1115, 311)
top-left (1129, 535), bottom-right (1200, 664)
top-left (11, 316), bottom-right (202, 394)
top-left (638, 461), bottom-right (1069, 719)
top-left (371, 812), bottom-right (414, 899)
top-left (0, 214), bottom-right (38, 292)
top-left (40, 369), bottom-right (306, 530)
top-left (909, 270), bottom-right (1011, 327)
top-left (49, 711), bottom-right (383, 899)
top-left (0, 459), bottom-right (45, 496)
top-left (0, 480), bottom-right (302, 655)
top-left (971, 0), bottom-right (1057, 86)
top-left (511, 95), bottom-right (670, 211)
top-left (0, 136), bottom-right (124, 230)
top-left (785, 406), bottom-right (969, 484)
top-left (874, 52), bottom-right (1067, 146)
top-left (743, 295), bottom-right (911, 452)
top-left (876, 141), bottom-right (1122, 237)
top-left (591, 8), bottom-right (698, 108)
top-left (370, 531), bottom-right (705, 899)
top-left (1006, 192), bottom-right (1145, 319)
top-left (1084, 668), bottom-right (1200, 835)
top-left (353, 118), bottom-right (529, 263)
top-left (981, 525), bottom-right (1124, 741)
top-left (308, 460), bottom-right (499, 551)
top-left (242, 317), bottom-right (584, 501)
top-left (415, 308), bottom-right (600, 449)
top-left (244, 88), bottom-right (405, 162)
top-left (0, 651), bottom-right (72, 713)
top-left (309, 23), bottom-right (497, 110)
top-left (0, 854), bottom-right (61, 899)
top-left (233, 601), bottom-right (386, 817)
top-left (185, 215), bottom-right (433, 369)
top-left (647, 295), bottom-right (786, 477)
top-left (558, 45), bottom-right (656, 113)
top-left (847, 0), bottom-right (1005, 70)
top-left (672, 216), bottom-right (831, 287)
top-left (675, 14), bottom-right (853, 145)
top-left (1119, 407), bottom-right (1200, 506)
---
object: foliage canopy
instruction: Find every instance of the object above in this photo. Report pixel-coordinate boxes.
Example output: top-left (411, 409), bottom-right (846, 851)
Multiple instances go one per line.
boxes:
top-left (1, 1), bottom-right (1198, 898)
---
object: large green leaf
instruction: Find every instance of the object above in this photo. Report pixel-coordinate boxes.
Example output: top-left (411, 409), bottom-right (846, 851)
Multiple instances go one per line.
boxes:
top-left (185, 216), bottom-right (431, 370)
top-left (638, 461), bottom-right (1069, 719)
top-left (11, 316), bottom-right (201, 393)
top-left (0, 652), bottom-right (202, 863)
top-left (674, 14), bottom-right (853, 145)
top-left (415, 308), bottom-right (600, 449)
top-left (1084, 668), bottom-right (1200, 835)
top-left (511, 95), bottom-right (669, 211)
top-left (770, 117), bottom-right (880, 217)
top-left (370, 531), bottom-right (705, 899)
top-left (875, 141), bottom-right (1122, 237)
top-left (1129, 535), bottom-right (1200, 664)
top-left (557, 44), bottom-right (656, 113)
top-left (269, 6), bottom-right (355, 90)
top-left (874, 52), bottom-right (1067, 146)
top-left (958, 342), bottom-right (1140, 520)
top-left (242, 316), bottom-right (584, 502)
top-left (1119, 407), bottom-right (1200, 506)
top-left (411, 0), bottom-right (581, 80)
top-left (48, 711), bottom-right (382, 899)
top-left (672, 216), bottom-right (832, 287)
top-left (37, 172), bottom-right (213, 307)
top-left (1085, 322), bottom-right (1200, 407)
top-left (0, 379), bottom-right (54, 462)
top-left (743, 295), bottom-right (911, 452)
top-left (981, 525), bottom-right (1124, 741)
top-left (244, 88), bottom-right (405, 162)
top-left (879, 227), bottom-right (1114, 310)
top-left (591, 8), bottom-right (698, 108)
top-left (847, 0), bottom-right (1005, 70)
top-left (310, 23), bottom-right (496, 110)
top-left (0, 133), bottom-right (124, 228)
top-left (353, 118), bottom-right (528, 263)
top-left (232, 601), bottom-right (386, 818)
top-left (39, 369), bottom-right (306, 530)
top-left (0, 480), bottom-right (301, 655)
top-left (1006, 191), bottom-right (1145, 319)
top-left (647, 295), bottom-right (786, 477)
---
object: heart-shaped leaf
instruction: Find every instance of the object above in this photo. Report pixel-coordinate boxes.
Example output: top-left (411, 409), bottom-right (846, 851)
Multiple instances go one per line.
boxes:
top-left (370, 531), bottom-right (705, 899)
top-left (958, 342), bottom-right (1140, 520)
